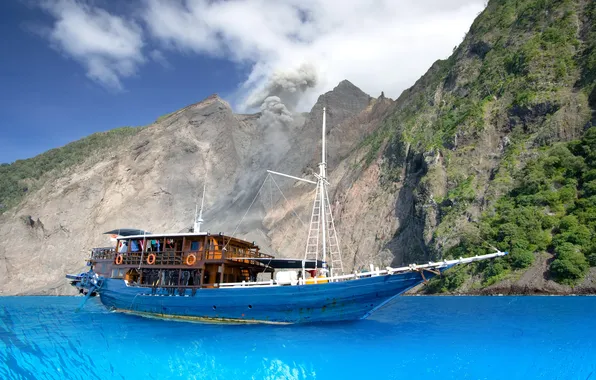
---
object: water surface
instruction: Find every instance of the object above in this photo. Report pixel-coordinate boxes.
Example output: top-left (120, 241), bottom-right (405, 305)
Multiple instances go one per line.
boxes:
top-left (1, 296), bottom-right (594, 379)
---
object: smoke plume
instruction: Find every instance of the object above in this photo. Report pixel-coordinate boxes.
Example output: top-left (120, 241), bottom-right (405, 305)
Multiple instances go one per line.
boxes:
top-left (248, 63), bottom-right (318, 111)
top-left (203, 64), bottom-right (318, 242)
top-left (254, 63), bottom-right (318, 165)
top-left (258, 96), bottom-right (293, 162)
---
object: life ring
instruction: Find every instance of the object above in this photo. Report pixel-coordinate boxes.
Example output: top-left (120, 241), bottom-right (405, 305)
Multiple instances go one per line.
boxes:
top-left (186, 253), bottom-right (197, 266)
top-left (115, 254), bottom-right (123, 265)
top-left (147, 253), bottom-right (156, 265)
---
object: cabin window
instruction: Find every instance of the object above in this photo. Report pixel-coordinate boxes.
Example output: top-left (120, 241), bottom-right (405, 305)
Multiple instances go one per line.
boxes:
top-left (191, 241), bottom-right (199, 251)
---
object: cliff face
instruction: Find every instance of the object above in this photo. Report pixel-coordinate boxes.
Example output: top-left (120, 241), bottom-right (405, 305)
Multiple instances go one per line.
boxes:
top-left (1, 0), bottom-right (595, 296)
top-left (363, 0), bottom-right (596, 292)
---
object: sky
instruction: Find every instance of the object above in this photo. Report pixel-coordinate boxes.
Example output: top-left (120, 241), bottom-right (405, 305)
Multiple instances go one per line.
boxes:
top-left (0, 0), bottom-right (486, 164)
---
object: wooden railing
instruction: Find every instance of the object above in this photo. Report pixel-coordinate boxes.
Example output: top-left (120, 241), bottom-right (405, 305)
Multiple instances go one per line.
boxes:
top-left (90, 247), bottom-right (274, 266)
top-left (91, 249), bottom-right (116, 260)
top-left (226, 249), bottom-right (274, 260)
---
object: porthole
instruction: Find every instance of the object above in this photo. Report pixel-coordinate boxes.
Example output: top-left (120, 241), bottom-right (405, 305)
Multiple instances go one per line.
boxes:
top-left (248, 305), bottom-right (253, 309)
top-left (212, 306), bottom-right (217, 310)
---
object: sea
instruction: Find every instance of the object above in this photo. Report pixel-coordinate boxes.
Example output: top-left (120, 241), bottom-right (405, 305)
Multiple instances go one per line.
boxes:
top-left (0, 296), bottom-right (594, 380)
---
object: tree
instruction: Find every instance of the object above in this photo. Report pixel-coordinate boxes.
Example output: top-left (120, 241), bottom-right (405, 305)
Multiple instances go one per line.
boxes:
top-left (550, 243), bottom-right (589, 284)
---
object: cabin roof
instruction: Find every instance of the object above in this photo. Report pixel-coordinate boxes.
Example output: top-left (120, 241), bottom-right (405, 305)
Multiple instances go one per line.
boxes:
top-left (103, 228), bottom-right (151, 236)
top-left (117, 232), bottom-right (208, 239)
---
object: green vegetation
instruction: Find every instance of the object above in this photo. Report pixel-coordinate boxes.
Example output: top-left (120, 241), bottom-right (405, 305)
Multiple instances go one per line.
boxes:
top-left (579, 1), bottom-right (596, 90)
top-left (361, 0), bottom-right (590, 173)
top-left (354, 0), bottom-right (596, 292)
top-left (429, 128), bottom-right (596, 291)
top-left (0, 107), bottom-right (179, 213)
top-left (425, 266), bottom-right (468, 293)
top-left (155, 112), bottom-right (175, 123)
top-left (0, 127), bottom-right (144, 213)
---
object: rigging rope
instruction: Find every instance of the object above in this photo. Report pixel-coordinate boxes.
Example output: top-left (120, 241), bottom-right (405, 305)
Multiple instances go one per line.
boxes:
top-left (269, 174), bottom-right (306, 228)
top-left (260, 174), bottom-right (309, 256)
top-left (222, 173), bottom-right (309, 255)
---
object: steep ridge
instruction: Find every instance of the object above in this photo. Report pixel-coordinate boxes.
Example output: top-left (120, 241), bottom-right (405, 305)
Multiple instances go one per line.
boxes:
top-left (357, 0), bottom-right (596, 293)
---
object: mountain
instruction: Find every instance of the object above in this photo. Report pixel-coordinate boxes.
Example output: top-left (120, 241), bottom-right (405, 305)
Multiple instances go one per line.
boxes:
top-left (358, 0), bottom-right (596, 293)
top-left (0, 82), bottom-right (390, 295)
top-left (1, 0), bottom-right (595, 296)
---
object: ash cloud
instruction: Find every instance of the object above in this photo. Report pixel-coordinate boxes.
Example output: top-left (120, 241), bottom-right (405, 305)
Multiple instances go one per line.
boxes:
top-left (254, 63), bottom-right (318, 166)
top-left (259, 96), bottom-right (293, 162)
top-left (260, 96), bottom-right (293, 124)
top-left (247, 63), bottom-right (318, 110)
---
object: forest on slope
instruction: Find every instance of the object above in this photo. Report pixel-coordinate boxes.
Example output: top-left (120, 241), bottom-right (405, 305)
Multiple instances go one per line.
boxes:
top-left (0, 127), bottom-right (144, 213)
top-left (428, 128), bottom-right (596, 292)
top-left (359, 0), bottom-right (596, 292)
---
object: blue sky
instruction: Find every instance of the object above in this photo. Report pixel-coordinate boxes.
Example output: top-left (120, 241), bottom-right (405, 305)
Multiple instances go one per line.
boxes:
top-left (0, 0), bottom-right (484, 164)
top-left (0, 1), bottom-right (246, 163)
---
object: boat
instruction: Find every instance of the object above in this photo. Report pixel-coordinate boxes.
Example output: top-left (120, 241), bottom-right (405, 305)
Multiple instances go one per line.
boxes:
top-left (66, 107), bottom-right (506, 324)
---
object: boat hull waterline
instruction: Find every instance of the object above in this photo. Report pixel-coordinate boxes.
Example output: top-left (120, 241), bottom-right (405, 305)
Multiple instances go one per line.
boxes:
top-left (80, 271), bottom-right (436, 324)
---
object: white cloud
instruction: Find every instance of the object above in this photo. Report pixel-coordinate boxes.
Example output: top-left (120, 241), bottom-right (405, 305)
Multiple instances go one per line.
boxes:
top-left (142, 0), bottom-right (486, 111)
top-left (38, 0), bottom-right (485, 103)
top-left (42, 0), bottom-right (144, 90)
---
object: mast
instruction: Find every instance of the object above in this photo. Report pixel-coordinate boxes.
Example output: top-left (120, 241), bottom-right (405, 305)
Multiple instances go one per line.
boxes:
top-left (269, 106), bottom-right (344, 277)
top-left (302, 107), bottom-right (344, 277)
top-left (319, 108), bottom-right (328, 273)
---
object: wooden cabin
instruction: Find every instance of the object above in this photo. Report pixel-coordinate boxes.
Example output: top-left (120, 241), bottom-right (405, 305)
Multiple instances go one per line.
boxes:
top-left (90, 232), bottom-right (274, 291)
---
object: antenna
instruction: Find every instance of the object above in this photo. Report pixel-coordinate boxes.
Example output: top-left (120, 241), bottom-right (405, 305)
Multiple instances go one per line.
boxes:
top-left (322, 106), bottom-right (326, 176)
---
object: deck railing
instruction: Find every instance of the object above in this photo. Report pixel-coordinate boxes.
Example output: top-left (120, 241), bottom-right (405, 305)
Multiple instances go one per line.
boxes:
top-left (90, 247), bottom-right (274, 266)
top-left (217, 251), bottom-right (509, 287)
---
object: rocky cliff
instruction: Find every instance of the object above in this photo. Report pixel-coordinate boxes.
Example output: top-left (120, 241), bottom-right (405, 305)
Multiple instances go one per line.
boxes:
top-left (363, 0), bottom-right (596, 293)
top-left (1, 0), bottom-right (595, 295)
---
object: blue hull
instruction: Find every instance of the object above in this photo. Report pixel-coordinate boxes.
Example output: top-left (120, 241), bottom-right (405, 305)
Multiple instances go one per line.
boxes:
top-left (95, 271), bottom-right (436, 324)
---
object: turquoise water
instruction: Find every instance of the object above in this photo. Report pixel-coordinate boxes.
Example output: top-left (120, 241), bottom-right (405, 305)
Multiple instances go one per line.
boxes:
top-left (1, 296), bottom-right (594, 379)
